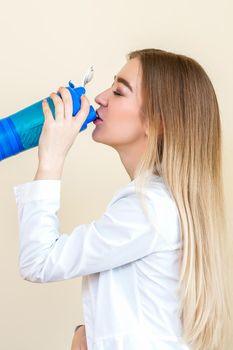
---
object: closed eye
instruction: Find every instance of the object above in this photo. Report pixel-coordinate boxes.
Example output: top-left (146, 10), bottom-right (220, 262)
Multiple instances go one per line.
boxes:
top-left (113, 91), bottom-right (122, 96)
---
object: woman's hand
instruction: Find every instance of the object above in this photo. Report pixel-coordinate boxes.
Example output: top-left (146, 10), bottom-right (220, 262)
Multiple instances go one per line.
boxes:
top-left (71, 325), bottom-right (87, 350)
top-left (34, 86), bottom-right (90, 180)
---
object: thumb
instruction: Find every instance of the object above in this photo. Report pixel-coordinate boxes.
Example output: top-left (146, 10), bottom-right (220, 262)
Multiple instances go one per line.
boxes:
top-left (73, 95), bottom-right (90, 129)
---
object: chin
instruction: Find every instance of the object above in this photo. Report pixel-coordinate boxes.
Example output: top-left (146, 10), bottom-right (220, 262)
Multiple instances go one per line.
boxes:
top-left (92, 130), bottom-right (107, 145)
top-left (92, 132), bottom-right (117, 149)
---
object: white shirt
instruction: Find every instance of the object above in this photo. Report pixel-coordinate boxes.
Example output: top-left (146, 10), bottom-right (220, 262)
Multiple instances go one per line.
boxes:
top-left (14, 174), bottom-right (190, 350)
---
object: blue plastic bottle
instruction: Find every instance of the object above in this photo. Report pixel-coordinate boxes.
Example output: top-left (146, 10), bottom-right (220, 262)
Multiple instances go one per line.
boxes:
top-left (0, 81), bottom-right (96, 161)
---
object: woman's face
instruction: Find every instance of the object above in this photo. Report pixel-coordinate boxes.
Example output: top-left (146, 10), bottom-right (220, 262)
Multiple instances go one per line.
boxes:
top-left (92, 58), bottom-right (148, 153)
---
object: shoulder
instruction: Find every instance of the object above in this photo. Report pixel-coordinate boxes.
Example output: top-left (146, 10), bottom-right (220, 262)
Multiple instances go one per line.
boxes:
top-left (106, 175), bottom-right (180, 247)
top-left (146, 177), bottom-right (178, 215)
top-left (108, 175), bottom-right (176, 210)
top-left (145, 177), bottom-right (181, 247)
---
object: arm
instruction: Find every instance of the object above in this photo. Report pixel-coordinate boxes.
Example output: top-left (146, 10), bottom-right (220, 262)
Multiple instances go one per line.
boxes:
top-left (71, 325), bottom-right (87, 350)
top-left (14, 180), bottom-right (158, 282)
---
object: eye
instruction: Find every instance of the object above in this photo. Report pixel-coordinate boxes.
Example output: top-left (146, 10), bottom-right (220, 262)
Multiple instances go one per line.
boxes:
top-left (113, 90), bottom-right (122, 96)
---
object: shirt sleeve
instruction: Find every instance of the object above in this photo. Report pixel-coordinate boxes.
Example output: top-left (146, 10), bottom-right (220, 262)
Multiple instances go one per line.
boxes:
top-left (14, 180), bottom-right (159, 283)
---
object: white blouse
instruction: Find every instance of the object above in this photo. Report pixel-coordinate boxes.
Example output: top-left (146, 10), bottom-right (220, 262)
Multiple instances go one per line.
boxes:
top-left (14, 175), bottom-right (190, 350)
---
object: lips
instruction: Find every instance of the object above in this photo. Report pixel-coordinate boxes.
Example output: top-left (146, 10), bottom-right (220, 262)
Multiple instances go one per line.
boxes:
top-left (95, 110), bottom-right (103, 121)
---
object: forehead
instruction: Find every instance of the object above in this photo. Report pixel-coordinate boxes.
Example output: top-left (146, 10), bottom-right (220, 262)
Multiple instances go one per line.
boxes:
top-left (117, 58), bottom-right (142, 93)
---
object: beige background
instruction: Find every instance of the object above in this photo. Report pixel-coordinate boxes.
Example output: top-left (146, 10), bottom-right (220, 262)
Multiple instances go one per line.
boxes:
top-left (0, 0), bottom-right (232, 349)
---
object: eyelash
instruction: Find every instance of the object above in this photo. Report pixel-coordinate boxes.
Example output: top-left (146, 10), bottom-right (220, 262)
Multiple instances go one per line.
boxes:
top-left (113, 90), bottom-right (122, 96)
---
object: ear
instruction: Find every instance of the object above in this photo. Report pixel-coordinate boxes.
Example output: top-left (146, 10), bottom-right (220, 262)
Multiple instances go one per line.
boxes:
top-left (144, 119), bottom-right (163, 138)
top-left (144, 119), bottom-right (149, 137)
top-left (158, 121), bottom-right (164, 136)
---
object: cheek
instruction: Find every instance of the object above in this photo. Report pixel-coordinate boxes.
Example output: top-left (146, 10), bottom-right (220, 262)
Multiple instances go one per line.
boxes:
top-left (108, 113), bottom-right (144, 141)
top-left (110, 102), bottom-right (141, 128)
top-left (92, 100), bottom-right (144, 145)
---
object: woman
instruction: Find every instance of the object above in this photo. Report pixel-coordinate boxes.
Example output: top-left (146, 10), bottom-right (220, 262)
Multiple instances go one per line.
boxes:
top-left (14, 49), bottom-right (230, 350)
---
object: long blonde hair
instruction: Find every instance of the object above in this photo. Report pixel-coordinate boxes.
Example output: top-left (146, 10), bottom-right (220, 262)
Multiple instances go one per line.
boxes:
top-left (128, 48), bottom-right (231, 349)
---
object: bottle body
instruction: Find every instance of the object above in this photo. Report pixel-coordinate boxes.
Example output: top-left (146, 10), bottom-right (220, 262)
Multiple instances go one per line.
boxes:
top-left (0, 84), bottom-right (96, 161)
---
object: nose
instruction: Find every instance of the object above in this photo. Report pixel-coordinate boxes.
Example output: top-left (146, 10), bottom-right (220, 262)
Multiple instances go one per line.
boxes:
top-left (94, 88), bottom-right (109, 107)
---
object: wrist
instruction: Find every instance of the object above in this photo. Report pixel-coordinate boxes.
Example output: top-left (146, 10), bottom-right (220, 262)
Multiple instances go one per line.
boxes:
top-left (74, 324), bottom-right (85, 333)
top-left (34, 162), bottom-right (64, 180)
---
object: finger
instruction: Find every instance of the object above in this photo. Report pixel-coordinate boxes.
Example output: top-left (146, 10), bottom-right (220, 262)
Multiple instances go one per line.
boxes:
top-left (58, 86), bottom-right (73, 120)
top-left (80, 342), bottom-right (87, 350)
top-left (42, 99), bottom-right (54, 123)
top-left (49, 92), bottom-right (64, 122)
top-left (73, 95), bottom-right (90, 129)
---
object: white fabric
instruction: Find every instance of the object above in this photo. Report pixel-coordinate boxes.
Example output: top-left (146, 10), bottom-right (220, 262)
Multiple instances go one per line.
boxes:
top-left (14, 175), bottom-right (190, 349)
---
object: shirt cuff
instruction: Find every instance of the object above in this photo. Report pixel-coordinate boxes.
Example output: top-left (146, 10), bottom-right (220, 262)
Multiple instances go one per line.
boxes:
top-left (13, 180), bottom-right (61, 205)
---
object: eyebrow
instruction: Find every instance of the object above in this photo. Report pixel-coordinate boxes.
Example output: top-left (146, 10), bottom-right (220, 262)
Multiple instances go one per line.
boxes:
top-left (113, 75), bottom-right (133, 92)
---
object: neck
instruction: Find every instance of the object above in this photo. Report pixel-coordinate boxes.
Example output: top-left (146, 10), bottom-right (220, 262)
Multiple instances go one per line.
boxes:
top-left (116, 139), bottom-right (147, 181)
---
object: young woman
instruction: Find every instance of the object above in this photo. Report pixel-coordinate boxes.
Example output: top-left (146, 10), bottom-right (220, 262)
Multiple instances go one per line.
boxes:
top-left (14, 49), bottom-right (230, 350)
